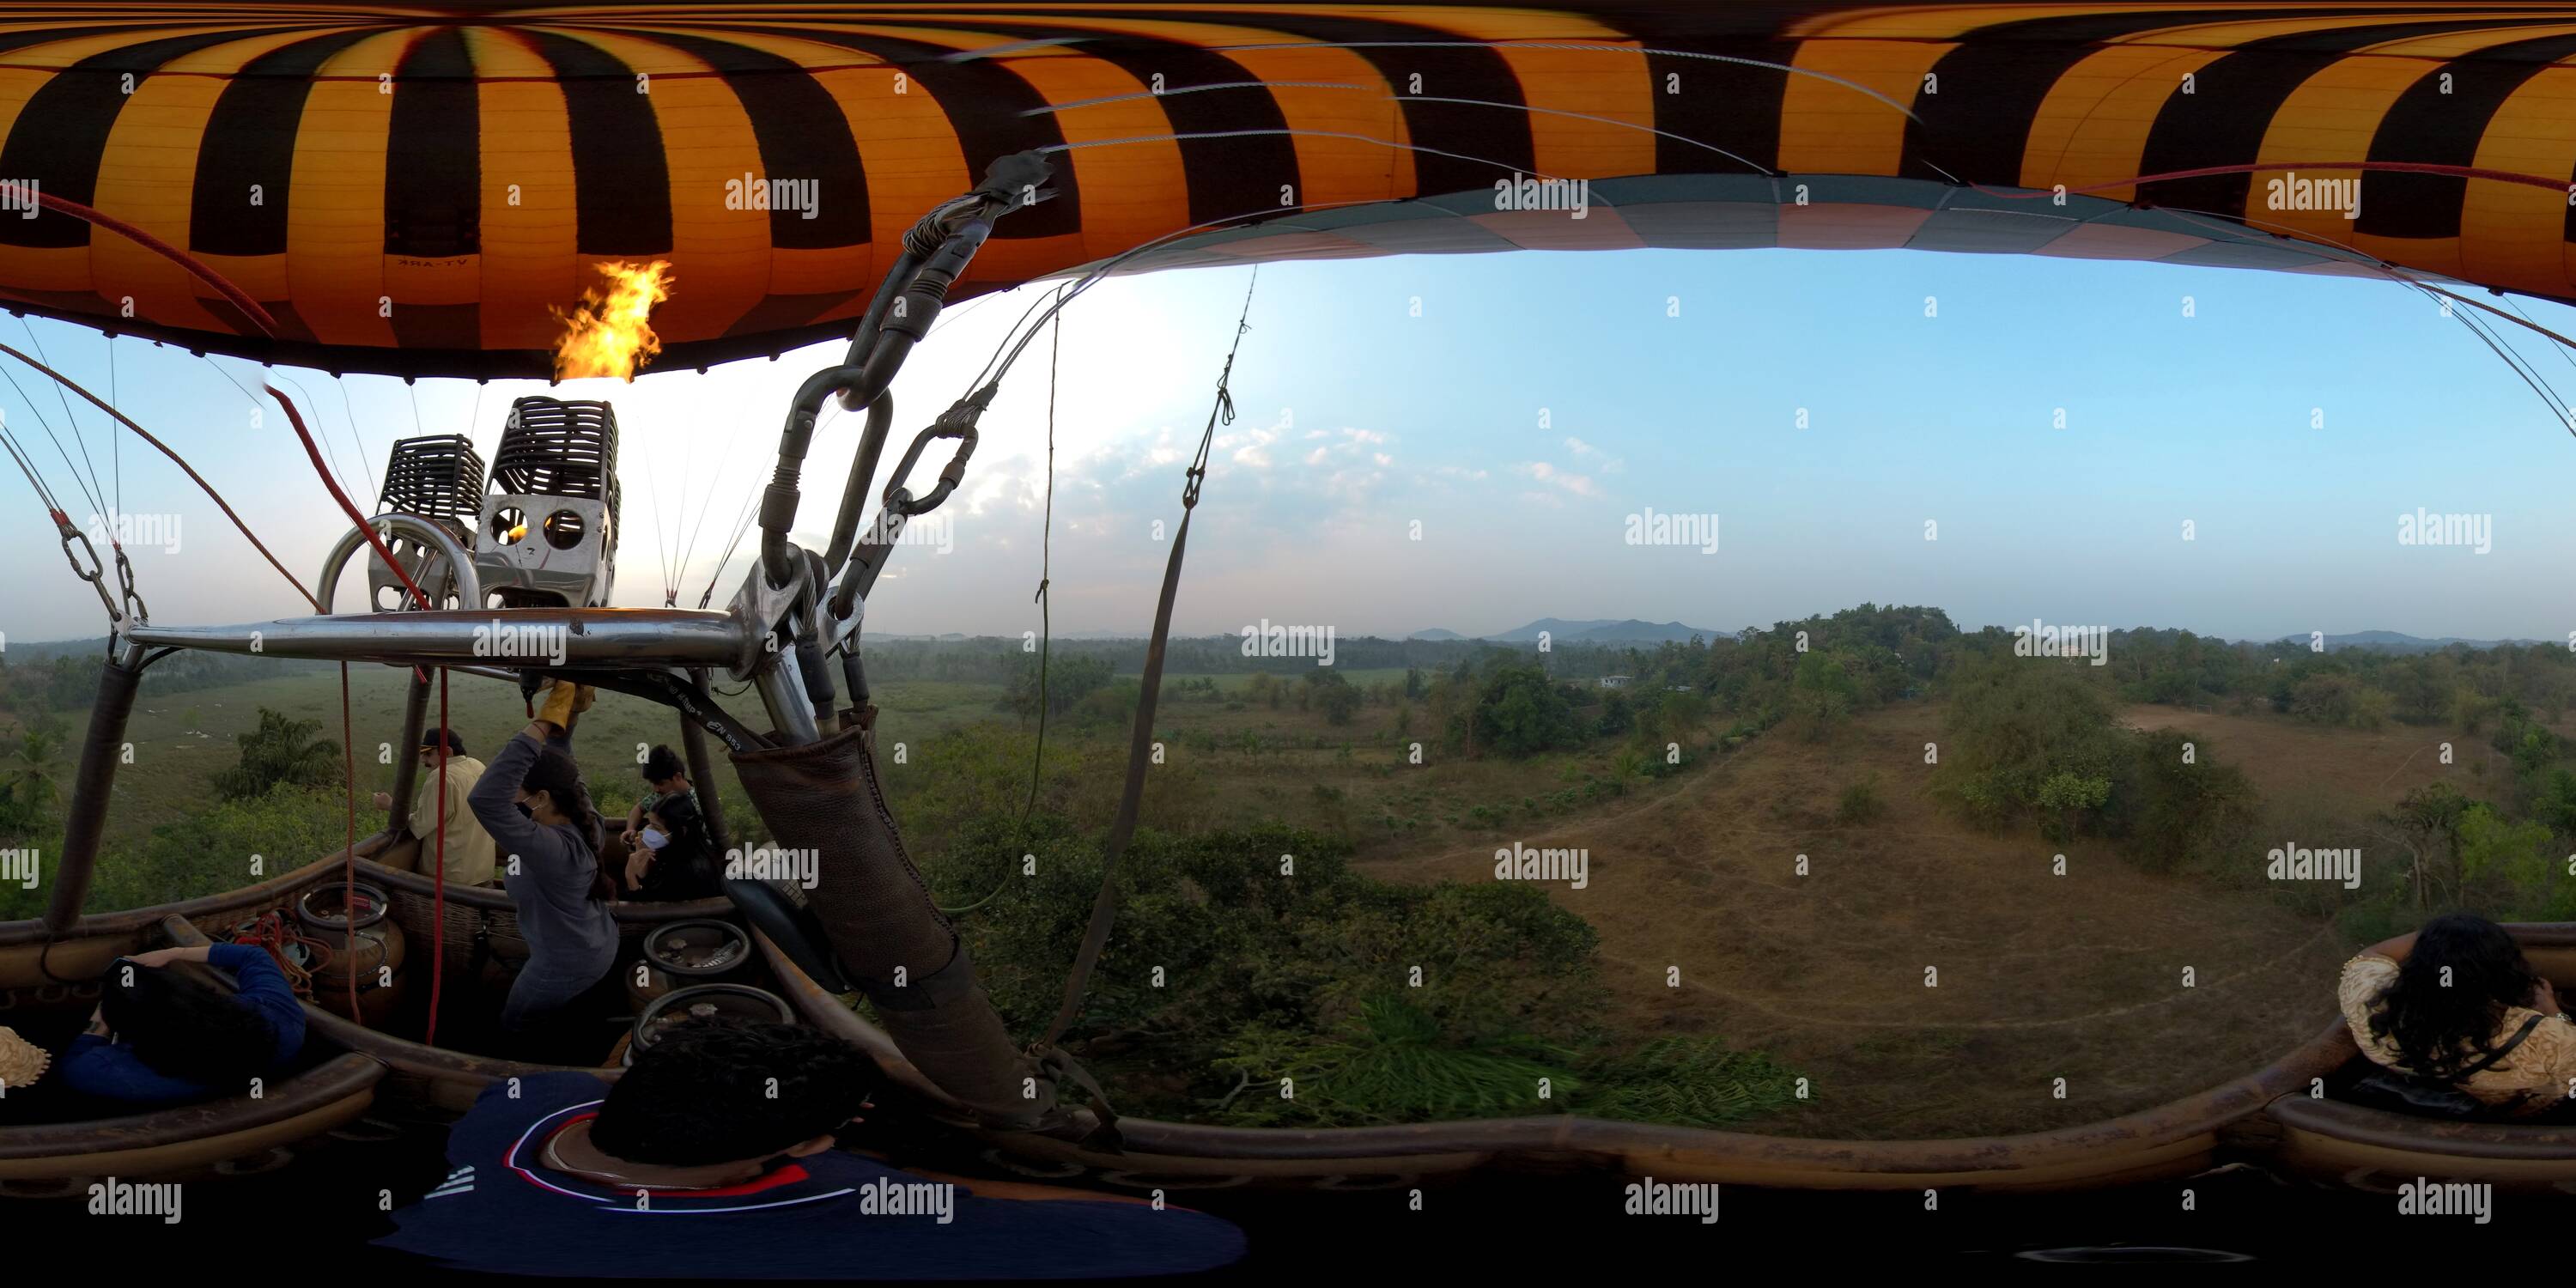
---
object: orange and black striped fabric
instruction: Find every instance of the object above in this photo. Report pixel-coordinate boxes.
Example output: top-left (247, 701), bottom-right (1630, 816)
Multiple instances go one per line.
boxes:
top-left (3, 3), bottom-right (2576, 377)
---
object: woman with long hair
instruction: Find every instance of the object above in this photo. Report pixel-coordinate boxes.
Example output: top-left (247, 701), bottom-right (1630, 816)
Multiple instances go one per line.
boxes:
top-left (56, 944), bottom-right (307, 1106)
top-left (2342, 912), bottom-right (2576, 1115)
top-left (469, 682), bottom-right (619, 1061)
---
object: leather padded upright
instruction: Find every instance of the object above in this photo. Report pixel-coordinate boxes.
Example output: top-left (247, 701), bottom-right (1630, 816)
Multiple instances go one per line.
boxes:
top-left (731, 725), bottom-right (1054, 1127)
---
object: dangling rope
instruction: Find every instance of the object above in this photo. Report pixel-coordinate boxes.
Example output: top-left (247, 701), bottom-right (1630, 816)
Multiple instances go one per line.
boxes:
top-left (941, 285), bottom-right (1072, 920)
top-left (337, 662), bottom-right (360, 1018)
top-left (426, 665), bottom-right (449, 1045)
top-left (1036, 267), bottom-right (1255, 1060)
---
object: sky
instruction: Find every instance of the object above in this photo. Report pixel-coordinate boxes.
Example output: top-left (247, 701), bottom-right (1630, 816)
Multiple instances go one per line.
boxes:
top-left (3, 243), bottom-right (2574, 647)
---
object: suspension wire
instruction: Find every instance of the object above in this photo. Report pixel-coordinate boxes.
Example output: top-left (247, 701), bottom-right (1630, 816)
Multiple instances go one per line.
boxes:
top-left (671, 394), bottom-right (732, 607)
top-left (408, 379), bottom-right (422, 437)
top-left (20, 318), bottom-right (109, 516)
top-left (106, 331), bottom-right (116, 516)
top-left (0, 422), bottom-right (63, 513)
top-left (337, 374), bottom-right (361, 450)
top-left (0, 338), bottom-right (319, 611)
top-left (205, 354), bottom-right (360, 504)
top-left (0, 354), bottom-right (108, 524)
top-left (279, 370), bottom-right (373, 503)
top-left (700, 484), bottom-right (761, 610)
top-left (2152, 201), bottom-right (2576, 436)
top-left (2501, 294), bottom-right (2576, 379)
top-left (699, 402), bottom-right (840, 609)
top-left (645, 405), bottom-right (673, 601)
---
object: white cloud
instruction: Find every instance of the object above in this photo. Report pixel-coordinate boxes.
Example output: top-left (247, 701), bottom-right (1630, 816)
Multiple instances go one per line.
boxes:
top-left (1565, 436), bottom-right (1625, 474)
top-left (1521, 460), bottom-right (1602, 498)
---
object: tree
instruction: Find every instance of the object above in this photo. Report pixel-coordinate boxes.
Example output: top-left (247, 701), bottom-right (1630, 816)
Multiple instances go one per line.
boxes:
top-left (211, 707), bottom-right (342, 800)
top-left (0, 714), bottom-right (69, 835)
top-left (1002, 653), bottom-right (1112, 719)
top-left (2459, 803), bottom-right (2554, 897)
top-left (1309, 672), bottom-right (1363, 726)
top-left (1463, 665), bottom-right (1583, 758)
top-left (2126, 732), bottom-right (2258, 872)
top-left (2035, 771), bottom-right (2111, 843)
top-left (2387, 783), bottom-right (2474, 908)
top-left (1929, 656), bottom-right (2129, 833)
top-left (1788, 651), bottom-right (1858, 741)
top-left (1595, 689), bottom-right (1633, 737)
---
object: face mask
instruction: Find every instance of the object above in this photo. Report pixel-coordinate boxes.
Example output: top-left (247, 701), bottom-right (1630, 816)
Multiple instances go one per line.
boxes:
top-left (641, 826), bottom-right (670, 851)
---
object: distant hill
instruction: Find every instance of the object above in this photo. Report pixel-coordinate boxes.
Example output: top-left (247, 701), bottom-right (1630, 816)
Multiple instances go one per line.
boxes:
top-left (1488, 617), bottom-right (1724, 645)
top-left (1407, 628), bottom-right (1465, 641)
top-left (2246, 629), bottom-right (2552, 654)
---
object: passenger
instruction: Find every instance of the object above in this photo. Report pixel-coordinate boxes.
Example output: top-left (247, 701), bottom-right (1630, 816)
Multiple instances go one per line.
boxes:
top-left (620, 745), bottom-right (721, 902)
top-left (468, 681), bottom-right (619, 1063)
top-left (2342, 912), bottom-right (2576, 1115)
top-left (378, 1019), bottom-right (1246, 1279)
top-left (56, 944), bottom-right (306, 1108)
top-left (372, 728), bottom-right (499, 887)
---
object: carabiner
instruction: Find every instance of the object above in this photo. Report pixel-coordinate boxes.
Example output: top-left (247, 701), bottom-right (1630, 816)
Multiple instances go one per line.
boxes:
top-left (55, 515), bottom-right (119, 623)
top-left (882, 397), bottom-right (984, 519)
top-left (113, 545), bottom-right (148, 625)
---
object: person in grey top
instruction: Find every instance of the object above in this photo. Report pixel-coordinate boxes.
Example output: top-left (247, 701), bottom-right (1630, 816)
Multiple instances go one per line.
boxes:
top-left (470, 704), bottom-right (619, 1058)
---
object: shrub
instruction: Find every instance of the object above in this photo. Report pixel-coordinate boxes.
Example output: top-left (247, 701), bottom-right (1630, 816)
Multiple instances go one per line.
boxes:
top-left (1835, 777), bottom-right (1885, 825)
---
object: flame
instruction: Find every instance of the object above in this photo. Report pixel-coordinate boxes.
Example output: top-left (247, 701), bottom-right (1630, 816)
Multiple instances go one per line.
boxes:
top-left (507, 522), bottom-right (528, 543)
top-left (551, 259), bottom-right (673, 380)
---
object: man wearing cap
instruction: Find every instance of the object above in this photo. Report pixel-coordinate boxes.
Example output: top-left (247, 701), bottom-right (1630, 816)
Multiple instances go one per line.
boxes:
top-left (373, 730), bottom-right (498, 888)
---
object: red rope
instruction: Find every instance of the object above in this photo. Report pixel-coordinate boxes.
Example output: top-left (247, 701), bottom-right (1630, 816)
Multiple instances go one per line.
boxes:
top-left (266, 386), bottom-right (430, 611)
top-left (27, 189), bottom-right (279, 337)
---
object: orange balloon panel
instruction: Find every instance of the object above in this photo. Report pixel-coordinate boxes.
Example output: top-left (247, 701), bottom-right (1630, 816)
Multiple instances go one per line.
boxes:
top-left (0, 3), bottom-right (2565, 377)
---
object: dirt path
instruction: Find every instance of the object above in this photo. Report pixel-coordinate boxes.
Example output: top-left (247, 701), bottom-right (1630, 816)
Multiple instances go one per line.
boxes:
top-left (1358, 702), bottom-right (2395, 1139)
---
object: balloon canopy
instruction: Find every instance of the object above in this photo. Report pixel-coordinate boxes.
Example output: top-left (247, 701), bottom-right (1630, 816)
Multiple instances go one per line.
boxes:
top-left (1, 3), bottom-right (2573, 379)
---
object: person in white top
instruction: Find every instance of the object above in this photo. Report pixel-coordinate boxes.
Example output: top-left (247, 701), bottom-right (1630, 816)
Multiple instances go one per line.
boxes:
top-left (373, 729), bottom-right (500, 887)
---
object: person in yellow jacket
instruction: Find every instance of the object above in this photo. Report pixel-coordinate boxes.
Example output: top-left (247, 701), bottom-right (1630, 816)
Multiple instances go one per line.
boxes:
top-left (374, 730), bottom-right (501, 887)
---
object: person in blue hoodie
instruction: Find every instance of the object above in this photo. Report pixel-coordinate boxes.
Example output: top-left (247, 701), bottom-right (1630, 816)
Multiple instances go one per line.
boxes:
top-left (380, 1018), bottom-right (1247, 1279)
top-left (57, 943), bottom-right (307, 1107)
